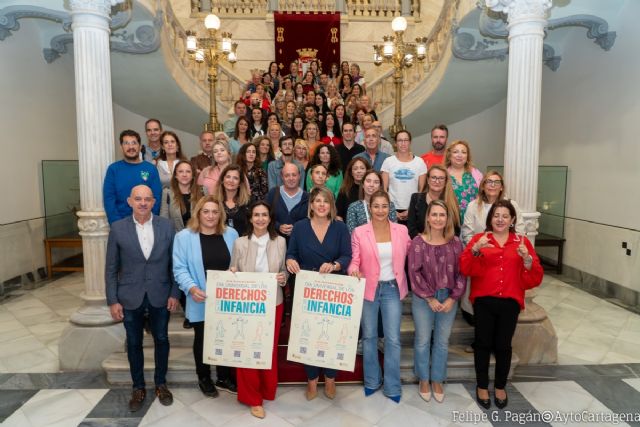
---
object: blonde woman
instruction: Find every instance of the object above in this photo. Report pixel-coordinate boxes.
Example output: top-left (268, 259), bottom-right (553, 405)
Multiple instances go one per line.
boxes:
top-left (197, 140), bottom-right (231, 195)
top-left (173, 195), bottom-right (240, 397)
top-left (445, 140), bottom-right (483, 220)
top-left (293, 138), bottom-right (310, 173)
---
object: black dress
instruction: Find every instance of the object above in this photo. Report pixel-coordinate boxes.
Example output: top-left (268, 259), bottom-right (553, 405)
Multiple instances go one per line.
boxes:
top-left (336, 185), bottom-right (360, 221)
top-left (224, 203), bottom-right (249, 237)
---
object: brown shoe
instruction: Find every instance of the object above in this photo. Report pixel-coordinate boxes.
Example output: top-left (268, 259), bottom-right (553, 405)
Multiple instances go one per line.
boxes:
top-left (305, 378), bottom-right (318, 401)
top-left (129, 388), bottom-right (146, 412)
top-left (324, 378), bottom-right (336, 400)
top-left (250, 405), bottom-right (266, 419)
top-left (155, 384), bottom-right (173, 406)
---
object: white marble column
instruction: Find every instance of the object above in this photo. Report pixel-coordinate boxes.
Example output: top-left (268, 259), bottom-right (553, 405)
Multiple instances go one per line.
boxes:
top-left (485, 0), bottom-right (557, 364)
top-left (487, 0), bottom-right (551, 241)
top-left (60, 0), bottom-right (126, 369)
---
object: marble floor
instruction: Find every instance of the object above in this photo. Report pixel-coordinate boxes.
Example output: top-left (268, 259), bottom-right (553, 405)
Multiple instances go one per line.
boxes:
top-left (1, 273), bottom-right (640, 426)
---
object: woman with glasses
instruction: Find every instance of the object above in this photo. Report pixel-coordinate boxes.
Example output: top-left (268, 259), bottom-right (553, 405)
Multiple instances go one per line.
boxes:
top-left (407, 164), bottom-right (460, 239)
top-left (380, 130), bottom-right (427, 225)
top-left (460, 200), bottom-right (543, 410)
top-left (459, 171), bottom-right (525, 324)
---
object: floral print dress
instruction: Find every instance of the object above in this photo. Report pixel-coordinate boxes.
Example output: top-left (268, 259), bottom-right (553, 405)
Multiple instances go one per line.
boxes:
top-left (451, 172), bottom-right (479, 223)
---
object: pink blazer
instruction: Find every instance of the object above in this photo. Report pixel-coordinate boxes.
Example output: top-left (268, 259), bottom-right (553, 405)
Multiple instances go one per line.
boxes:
top-left (348, 222), bottom-right (411, 302)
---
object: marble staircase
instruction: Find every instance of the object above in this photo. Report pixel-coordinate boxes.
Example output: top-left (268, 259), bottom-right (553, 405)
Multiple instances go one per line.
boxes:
top-left (102, 299), bottom-right (519, 385)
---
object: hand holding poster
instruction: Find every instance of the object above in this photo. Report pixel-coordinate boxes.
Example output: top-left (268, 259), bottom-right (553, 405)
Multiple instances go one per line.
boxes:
top-left (287, 270), bottom-right (365, 371)
top-left (204, 271), bottom-right (278, 369)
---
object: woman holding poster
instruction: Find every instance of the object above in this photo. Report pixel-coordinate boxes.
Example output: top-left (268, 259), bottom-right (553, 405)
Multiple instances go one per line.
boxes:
top-left (173, 195), bottom-right (239, 398)
top-left (408, 200), bottom-right (466, 404)
top-left (348, 190), bottom-right (410, 403)
top-left (286, 186), bottom-right (352, 400)
top-left (229, 201), bottom-right (288, 419)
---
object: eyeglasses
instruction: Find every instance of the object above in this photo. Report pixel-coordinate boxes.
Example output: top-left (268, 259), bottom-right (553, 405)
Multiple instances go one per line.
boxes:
top-left (485, 179), bottom-right (503, 186)
top-left (429, 176), bottom-right (446, 182)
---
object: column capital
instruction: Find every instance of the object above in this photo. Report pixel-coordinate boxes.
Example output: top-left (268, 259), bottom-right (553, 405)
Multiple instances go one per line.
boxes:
top-left (485, 0), bottom-right (552, 21)
top-left (69, 0), bottom-right (125, 17)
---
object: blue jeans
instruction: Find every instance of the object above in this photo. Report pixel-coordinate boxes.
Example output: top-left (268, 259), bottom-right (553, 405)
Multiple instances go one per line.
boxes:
top-left (412, 289), bottom-right (457, 383)
top-left (123, 294), bottom-right (170, 389)
top-left (361, 280), bottom-right (402, 397)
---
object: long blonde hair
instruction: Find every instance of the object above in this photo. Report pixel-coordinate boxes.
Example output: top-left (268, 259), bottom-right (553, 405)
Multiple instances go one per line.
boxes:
top-left (423, 200), bottom-right (455, 242)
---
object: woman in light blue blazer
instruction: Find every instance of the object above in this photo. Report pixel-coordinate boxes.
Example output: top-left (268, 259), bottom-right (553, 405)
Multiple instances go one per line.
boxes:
top-left (173, 195), bottom-right (239, 397)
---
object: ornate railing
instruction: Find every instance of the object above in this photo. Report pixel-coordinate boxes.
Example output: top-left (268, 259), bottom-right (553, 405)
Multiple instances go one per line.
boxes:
top-left (366, 0), bottom-right (460, 114)
top-left (163, 0), bottom-right (245, 117)
top-left (191, 0), bottom-right (420, 19)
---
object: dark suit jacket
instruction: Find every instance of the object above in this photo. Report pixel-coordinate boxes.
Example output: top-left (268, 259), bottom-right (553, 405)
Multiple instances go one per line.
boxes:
top-left (105, 215), bottom-right (179, 310)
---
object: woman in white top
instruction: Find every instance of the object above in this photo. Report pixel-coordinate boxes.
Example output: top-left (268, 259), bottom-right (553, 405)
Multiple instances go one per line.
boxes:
top-left (349, 190), bottom-right (410, 402)
top-left (381, 130), bottom-right (428, 224)
top-left (230, 201), bottom-right (287, 419)
top-left (459, 170), bottom-right (525, 320)
top-left (156, 131), bottom-right (187, 188)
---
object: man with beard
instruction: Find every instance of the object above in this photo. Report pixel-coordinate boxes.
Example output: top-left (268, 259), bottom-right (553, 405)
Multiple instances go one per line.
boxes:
top-left (267, 136), bottom-right (305, 189)
top-left (142, 118), bottom-right (163, 162)
top-left (420, 124), bottom-right (449, 169)
top-left (104, 130), bottom-right (162, 224)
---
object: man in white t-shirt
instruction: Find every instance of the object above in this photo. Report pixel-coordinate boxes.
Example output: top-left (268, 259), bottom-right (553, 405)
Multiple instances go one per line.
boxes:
top-left (381, 130), bottom-right (427, 224)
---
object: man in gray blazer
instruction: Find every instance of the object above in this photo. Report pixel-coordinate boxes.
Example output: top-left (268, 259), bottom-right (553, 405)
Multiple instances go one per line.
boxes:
top-left (106, 185), bottom-right (180, 412)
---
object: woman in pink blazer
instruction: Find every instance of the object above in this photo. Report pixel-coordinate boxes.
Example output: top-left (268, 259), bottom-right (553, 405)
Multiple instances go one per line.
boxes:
top-left (348, 190), bottom-right (411, 403)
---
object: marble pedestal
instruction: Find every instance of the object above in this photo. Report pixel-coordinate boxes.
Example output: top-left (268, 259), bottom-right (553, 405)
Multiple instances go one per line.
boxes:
top-left (513, 298), bottom-right (558, 364)
top-left (59, 322), bottom-right (125, 370)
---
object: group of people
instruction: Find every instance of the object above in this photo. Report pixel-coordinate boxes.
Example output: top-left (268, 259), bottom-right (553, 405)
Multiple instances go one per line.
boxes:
top-left (103, 62), bottom-right (543, 419)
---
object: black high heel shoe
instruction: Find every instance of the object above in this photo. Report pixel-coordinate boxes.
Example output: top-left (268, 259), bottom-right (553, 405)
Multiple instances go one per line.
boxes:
top-left (476, 388), bottom-right (491, 410)
top-left (494, 389), bottom-right (508, 409)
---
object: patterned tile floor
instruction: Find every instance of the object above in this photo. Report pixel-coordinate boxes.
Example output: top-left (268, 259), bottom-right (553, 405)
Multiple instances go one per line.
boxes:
top-left (1, 273), bottom-right (640, 426)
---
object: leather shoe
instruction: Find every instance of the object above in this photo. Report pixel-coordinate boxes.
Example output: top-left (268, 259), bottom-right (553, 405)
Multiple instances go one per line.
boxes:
top-left (155, 384), bottom-right (173, 406)
top-left (418, 381), bottom-right (431, 402)
top-left (305, 379), bottom-right (318, 401)
top-left (494, 389), bottom-right (508, 409)
top-left (432, 382), bottom-right (444, 403)
top-left (198, 377), bottom-right (219, 398)
top-left (215, 378), bottom-right (238, 394)
top-left (324, 378), bottom-right (336, 400)
top-left (129, 388), bottom-right (146, 412)
top-left (250, 405), bottom-right (266, 419)
top-left (476, 388), bottom-right (491, 410)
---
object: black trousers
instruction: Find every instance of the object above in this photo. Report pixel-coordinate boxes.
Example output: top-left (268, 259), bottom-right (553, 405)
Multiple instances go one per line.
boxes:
top-left (191, 321), bottom-right (235, 383)
top-left (473, 296), bottom-right (520, 389)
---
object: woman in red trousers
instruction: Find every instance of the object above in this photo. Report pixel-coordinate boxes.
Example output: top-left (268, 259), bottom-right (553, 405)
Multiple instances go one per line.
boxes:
top-left (229, 201), bottom-right (288, 419)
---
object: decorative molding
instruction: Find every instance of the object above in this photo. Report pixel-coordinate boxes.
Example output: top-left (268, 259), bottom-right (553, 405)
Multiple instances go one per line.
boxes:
top-left (77, 212), bottom-right (109, 236)
top-left (452, 27), bottom-right (560, 70)
top-left (69, 0), bottom-right (126, 17)
top-left (43, 34), bottom-right (73, 63)
top-left (485, 0), bottom-right (552, 21)
top-left (110, 12), bottom-right (162, 54)
top-left (547, 14), bottom-right (616, 51)
top-left (0, 5), bottom-right (72, 41)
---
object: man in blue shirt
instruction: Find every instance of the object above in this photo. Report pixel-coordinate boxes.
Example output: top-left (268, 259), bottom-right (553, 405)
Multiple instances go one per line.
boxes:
top-left (267, 136), bottom-right (305, 189)
top-left (103, 130), bottom-right (162, 224)
top-left (354, 127), bottom-right (390, 171)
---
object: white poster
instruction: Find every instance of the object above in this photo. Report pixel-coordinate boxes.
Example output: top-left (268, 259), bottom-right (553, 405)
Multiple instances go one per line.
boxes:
top-left (204, 271), bottom-right (278, 369)
top-left (287, 270), bottom-right (365, 371)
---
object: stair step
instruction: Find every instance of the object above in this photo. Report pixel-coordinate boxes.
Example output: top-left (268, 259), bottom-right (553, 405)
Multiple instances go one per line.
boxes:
top-left (140, 314), bottom-right (193, 348)
top-left (400, 314), bottom-right (474, 346)
top-left (102, 344), bottom-right (517, 385)
top-left (399, 344), bottom-right (519, 383)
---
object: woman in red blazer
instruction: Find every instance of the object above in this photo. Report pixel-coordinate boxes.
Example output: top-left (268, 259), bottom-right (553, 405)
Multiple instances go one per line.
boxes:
top-left (460, 199), bottom-right (543, 410)
top-left (348, 190), bottom-right (411, 403)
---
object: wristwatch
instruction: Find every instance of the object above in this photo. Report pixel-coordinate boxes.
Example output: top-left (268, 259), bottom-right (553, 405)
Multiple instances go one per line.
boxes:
top-left (332, 262), bottom-right (339, 272)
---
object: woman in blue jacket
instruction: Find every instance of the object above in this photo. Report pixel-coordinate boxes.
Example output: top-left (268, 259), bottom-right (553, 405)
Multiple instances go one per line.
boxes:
top-left (173, 195), bottom-right (239, 397)
top-left (286, 186), bottom-right (352, 401)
